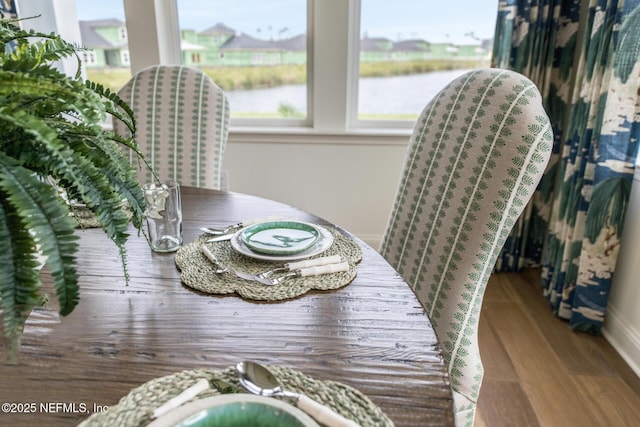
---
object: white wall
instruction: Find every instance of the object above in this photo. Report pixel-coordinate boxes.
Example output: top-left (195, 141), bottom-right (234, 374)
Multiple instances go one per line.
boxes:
top-left (604, 167), bottom-right (640, 376)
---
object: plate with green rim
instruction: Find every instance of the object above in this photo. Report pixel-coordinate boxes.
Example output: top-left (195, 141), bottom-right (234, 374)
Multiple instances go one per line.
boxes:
top-left (231, 224), bottom-right (334, 262)
top-left (240, 221), bottom-right (322, 255)
top-left (148, 394), bottom-right (319, 427)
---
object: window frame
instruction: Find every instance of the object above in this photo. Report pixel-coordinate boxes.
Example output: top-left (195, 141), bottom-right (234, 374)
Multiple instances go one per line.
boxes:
top-left (15, 0), bottom-right (415, 136)
top-left (122, 0), bottom-right (414, 134)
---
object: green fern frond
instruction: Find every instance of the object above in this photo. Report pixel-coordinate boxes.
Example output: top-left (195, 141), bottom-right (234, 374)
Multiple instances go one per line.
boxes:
top-left (0, 154), bottom-right (79, 316)
top-left (61, 127), bottom-right (146, 229)
top-left (1, 109), bottom-right (133, 247)
top-left (0, 15), bottom-right (147, 361)
top-left (0, 23), bottom-right (78, 73)
top-left (85, 80), bottom-right (136, 133)
top-left (0, 71), bottom-right (106, 124)
top-left (0, 198), bottom-right (42, 358)
top-left (10, 38), bottom-right (77, 69)
top-left (0, 20), bottom-right (56, 47)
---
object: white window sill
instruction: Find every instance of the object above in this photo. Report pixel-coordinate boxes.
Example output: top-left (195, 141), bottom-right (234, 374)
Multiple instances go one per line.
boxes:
top-left (229, 126), bottom-right (411, 146)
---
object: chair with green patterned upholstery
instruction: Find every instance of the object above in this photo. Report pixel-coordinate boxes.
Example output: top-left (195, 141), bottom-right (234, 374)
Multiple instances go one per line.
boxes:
top-left (380, 68), bottom-right (553, 426)
top-left (114, 64), bottom-right (230, 189)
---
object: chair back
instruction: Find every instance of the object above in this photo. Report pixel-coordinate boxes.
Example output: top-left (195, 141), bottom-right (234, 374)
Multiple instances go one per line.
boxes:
top-left (380, 68), bottom-right (553, 426)
top-left (114, 65), bottom-right (230, 189)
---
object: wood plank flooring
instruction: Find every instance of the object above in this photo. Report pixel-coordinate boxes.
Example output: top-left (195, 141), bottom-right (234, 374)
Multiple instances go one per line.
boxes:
top-left (475, 269), bottom-right (640, 427)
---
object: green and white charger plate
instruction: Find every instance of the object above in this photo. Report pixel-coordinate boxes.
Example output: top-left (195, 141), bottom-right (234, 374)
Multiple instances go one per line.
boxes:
top-left (240, 221), bottom-right (321, 256)
top-left (232, 223), bottom-right (334, 262)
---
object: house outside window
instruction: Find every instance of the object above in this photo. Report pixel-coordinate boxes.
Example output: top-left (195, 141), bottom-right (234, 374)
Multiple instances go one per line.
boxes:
top-left (177, 1), bottom-right (308, 121)
top-left (76, 12), bottom-right (132, 90)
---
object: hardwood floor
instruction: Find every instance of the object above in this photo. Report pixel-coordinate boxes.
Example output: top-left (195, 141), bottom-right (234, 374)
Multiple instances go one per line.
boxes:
top-left (475, 269), bottom-right (640, 427)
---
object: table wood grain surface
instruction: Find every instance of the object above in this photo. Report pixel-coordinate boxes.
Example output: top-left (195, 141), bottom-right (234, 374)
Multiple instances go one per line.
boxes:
top-left (0, 187), bottom-right (454, 426)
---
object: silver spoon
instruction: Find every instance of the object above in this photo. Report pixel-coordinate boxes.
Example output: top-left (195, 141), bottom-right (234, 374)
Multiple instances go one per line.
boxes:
top-left (236, 361), bottom-right (360, 427)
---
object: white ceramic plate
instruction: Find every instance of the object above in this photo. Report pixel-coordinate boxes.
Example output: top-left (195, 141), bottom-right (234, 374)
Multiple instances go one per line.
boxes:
top-left (148, 394), bottom-right (319, 427)
top-left (231, 223), bottom-right (334, 262)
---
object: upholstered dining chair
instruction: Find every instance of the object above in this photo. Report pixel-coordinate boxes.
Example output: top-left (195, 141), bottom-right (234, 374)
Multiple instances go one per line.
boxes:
top-left (114, 64), bottom-right (230, 189)
top-left (380, 68), bottom-right (553, 426)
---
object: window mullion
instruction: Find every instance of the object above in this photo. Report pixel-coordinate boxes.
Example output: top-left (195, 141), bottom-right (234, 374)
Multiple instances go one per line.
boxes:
top-left (123, 0), bottom-right (181, 73)
top-left (311, 0), bottom-right (358, 132)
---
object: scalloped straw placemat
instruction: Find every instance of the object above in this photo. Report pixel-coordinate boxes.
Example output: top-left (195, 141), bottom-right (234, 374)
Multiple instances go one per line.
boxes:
top-left (71, 207), bottom-right (102, 228)
top-left (71, 205), bottom-right (133, 229)
top-left (175, 227), bottom-right (362, 301)
top-left (79, 366), bottom-right (393, 427)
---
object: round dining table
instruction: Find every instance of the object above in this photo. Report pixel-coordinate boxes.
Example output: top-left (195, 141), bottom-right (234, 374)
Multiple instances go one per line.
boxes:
top-left (0, 187), bottom-right (454, 426)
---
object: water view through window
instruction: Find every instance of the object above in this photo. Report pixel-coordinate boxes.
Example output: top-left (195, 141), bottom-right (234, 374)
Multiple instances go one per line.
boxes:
top-left (358, 0), bottom-right (497, 121)
top-left (72, 0), bottom-right (497, 123)
top-left (177, 0), bottom-right (308, 120)
top-left (73, 0), bottom-right (308, 120)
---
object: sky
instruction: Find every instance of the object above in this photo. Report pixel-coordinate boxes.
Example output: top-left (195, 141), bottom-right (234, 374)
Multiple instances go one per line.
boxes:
top-left (75, 0), bottom-right (498, 44)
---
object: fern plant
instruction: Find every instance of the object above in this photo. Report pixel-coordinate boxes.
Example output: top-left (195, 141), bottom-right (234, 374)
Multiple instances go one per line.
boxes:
top-left (0, 17), bottom-right (148, 362)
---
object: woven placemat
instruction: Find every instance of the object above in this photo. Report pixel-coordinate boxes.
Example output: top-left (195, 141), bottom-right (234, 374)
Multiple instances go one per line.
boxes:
top-left (175, 227), bottom-right (362, 301)
top-left (71, 206), bottom-right (102, 228)
top-left (71, 205), bottom-right (133, 229)
top-left (79, 366), bottom-right (393, 427)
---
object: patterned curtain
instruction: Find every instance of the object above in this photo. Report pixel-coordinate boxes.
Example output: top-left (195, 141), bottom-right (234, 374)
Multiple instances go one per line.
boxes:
top-left (492, 0), bottom-right (640, 333)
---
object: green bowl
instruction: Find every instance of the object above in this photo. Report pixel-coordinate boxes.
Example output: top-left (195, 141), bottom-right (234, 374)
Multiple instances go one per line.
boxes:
top-left (149, 394), bottom-right (319, 427)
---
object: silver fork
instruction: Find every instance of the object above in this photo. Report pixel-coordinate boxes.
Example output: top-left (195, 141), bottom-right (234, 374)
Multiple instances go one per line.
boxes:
top-left (200, 245), bottom-right (274, 285)
top-left (269, 261), bottom-right (350, 285)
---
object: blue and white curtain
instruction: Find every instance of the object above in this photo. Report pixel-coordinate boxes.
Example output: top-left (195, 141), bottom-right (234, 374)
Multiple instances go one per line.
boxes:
top-left (0, 1), bottom-right (18, 18)
top-left (492, 0), bottom-right (640, 333)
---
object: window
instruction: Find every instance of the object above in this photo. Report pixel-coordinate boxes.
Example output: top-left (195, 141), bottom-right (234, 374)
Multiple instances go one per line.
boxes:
top-left (177, 0), bottom-right (308, 122)
top-left (73, 0), bottom-right (132, 93)
top-left (357, 0), bottom-right (496, 123)
top-left (20, 0), bottom-right (497, 134)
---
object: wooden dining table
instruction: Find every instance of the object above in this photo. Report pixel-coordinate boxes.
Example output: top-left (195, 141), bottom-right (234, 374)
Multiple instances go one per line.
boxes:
top-left (0, 186), bottom-right (454, 426)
